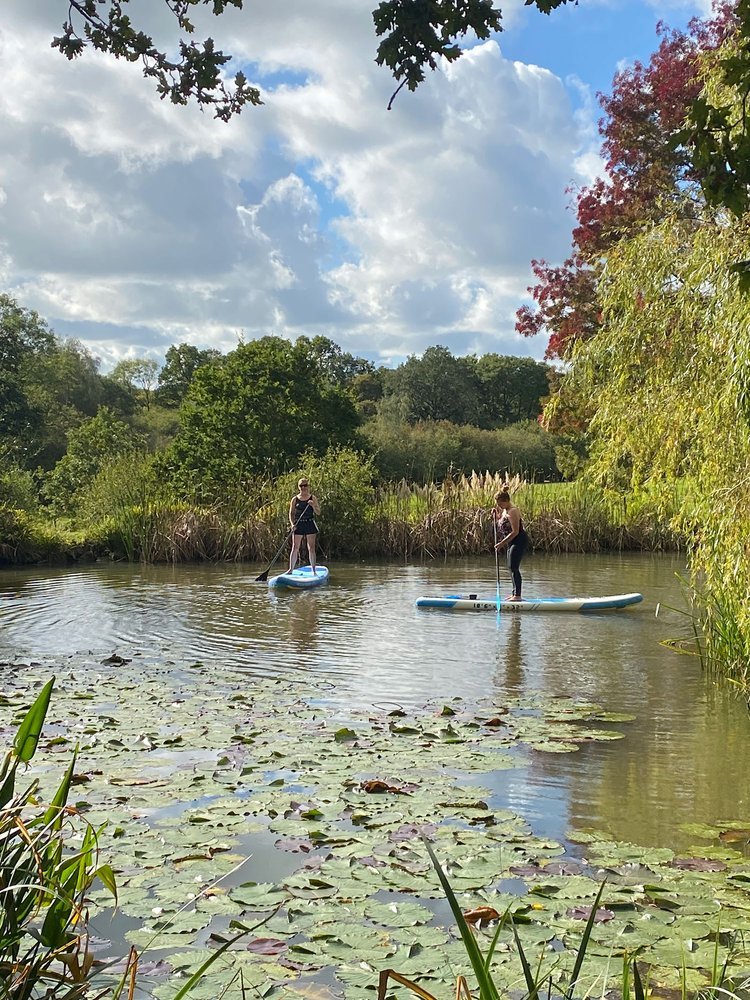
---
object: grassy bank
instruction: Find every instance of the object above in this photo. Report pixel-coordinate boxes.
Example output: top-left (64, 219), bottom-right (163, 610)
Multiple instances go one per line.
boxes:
top-left (0, 472), bottom-right (683, 567)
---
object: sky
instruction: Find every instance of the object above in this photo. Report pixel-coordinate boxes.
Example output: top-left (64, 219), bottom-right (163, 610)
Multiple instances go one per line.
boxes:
top-left (0, 0), bottom-right (712, 370)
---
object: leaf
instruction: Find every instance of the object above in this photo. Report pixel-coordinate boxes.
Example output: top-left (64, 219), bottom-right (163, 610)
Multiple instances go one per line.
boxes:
top-left (462, 905), bottom-right (501, 926)
top-left (15, 677), bottom-right (55, 762)
top-left (669, 858), bottom-right (728, 872)
top-left (246, 937), bottom-right (289, 955)
top-left (334, 728), bottom-right (357, 743)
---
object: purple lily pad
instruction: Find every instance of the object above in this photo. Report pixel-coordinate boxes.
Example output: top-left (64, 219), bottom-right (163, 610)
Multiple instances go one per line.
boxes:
top-left (567, 905), bottom-right (615, 922)
top-left (275, 838), bottom-right (314, 853)
top-left (669, 857), bottom-right (728, 872)
top-left (388, 822), bottom-right (438, 842)
top-left (246, 938), bottom-right (288, 955)
top-left (509, 864), bottom-right (542, 877)
top-left (544, 862), bottom-right (584, 876)
top-left (355, 855), bottom-right (388, 868)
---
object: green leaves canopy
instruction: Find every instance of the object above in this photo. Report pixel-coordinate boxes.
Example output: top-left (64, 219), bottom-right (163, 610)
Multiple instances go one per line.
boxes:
top-left (45, 1), bottom-right (576, 119)
top-left (165, 336), bottom-right (360, 491)
top-left (551, 206), bottom-right (750, 679)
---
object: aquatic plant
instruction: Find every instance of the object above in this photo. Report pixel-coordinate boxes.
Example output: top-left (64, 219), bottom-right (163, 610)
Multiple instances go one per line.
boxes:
top-left (379, 845), bottom-right (608, 1000)
top-left (3, 660), bottom-right (749, 1000)
top-left (0, 678), bottom-right (117, 998)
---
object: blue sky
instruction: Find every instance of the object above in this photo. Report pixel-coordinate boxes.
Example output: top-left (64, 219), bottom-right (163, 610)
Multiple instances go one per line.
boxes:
top-left (501, 1), bottom-right (702, 96)
top-left (0, 0), bottom-right (712, 369)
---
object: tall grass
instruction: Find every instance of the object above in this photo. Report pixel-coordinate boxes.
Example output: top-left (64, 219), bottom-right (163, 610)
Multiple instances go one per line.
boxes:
top-left (8, 464), bottom-right (683, 565)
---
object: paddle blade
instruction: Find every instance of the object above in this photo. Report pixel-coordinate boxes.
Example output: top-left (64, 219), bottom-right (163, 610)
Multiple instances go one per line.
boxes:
top-left (255, 571), bottom-right (269, 582)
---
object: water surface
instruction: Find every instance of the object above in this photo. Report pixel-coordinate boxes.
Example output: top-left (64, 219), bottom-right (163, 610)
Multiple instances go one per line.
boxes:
top-left (1, 553), bottom-right (748, 852)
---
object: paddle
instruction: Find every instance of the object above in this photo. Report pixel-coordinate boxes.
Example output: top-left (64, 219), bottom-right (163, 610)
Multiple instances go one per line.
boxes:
top-left (255, 502), bottom-right (312, 582)
top-left (492, 511), bottom-right (502, 615)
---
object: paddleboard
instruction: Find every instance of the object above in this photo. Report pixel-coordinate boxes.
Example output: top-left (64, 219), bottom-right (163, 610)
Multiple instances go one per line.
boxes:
top-left (415, 592), bottom-right (643, 613)
top-left (268, 565), bottom-right (329, 589)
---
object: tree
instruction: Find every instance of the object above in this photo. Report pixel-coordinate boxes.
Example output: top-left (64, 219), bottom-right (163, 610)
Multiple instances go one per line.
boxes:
top-left (294, 336), bottom-right (374, 388)
top-left (53, 0), bottom-right (260, 121)
top-left (43, 407), bottom-right (145, 515)
top-left (20, 338), bottom-right (116, 468)
top-left (46, 0), bottom-right (572, 119)
top-left (474, 354), bottom-right (550, 426)
top-left (163, 336), bottom-right (360, 492)
top-left (156, 344), bottom-right (222, 407)
top-left (516, 6), bottom-right (737, 360)
top-left (110, 358), bottom-right (160, 410)
top-left (0, 296), bottom-right (56, 468)
top-left (375, 0), bottom-right (573, 107)
top-left (553, 204), bottom-right (750, 678)
top-left (388, 346), bottom-right (483, 425)
top-left (681, 0), bottom-right (750, 218)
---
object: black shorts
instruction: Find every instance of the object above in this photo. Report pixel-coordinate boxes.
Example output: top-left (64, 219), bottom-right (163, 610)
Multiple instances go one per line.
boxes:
top-left (294, 522), bottom-right (317, 536)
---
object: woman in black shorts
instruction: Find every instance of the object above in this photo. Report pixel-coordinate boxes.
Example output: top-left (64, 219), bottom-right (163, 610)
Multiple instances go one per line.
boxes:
top-left (288, 478), bottom-right (321, 574)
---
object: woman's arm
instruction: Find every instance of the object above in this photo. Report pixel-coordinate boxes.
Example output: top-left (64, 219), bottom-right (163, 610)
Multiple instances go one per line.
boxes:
top-left (289, 497), bottom-right (297, 527)
top-left (309, 494), bottom-right (321, 516)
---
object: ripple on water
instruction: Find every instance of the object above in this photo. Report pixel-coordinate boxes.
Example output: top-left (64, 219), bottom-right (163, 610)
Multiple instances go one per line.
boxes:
top-left (1, 554), bottom-right (749, 854)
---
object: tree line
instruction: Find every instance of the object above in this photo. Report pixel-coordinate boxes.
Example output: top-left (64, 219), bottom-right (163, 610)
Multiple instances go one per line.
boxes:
top-left (0, 296), bottom-right (559, 517)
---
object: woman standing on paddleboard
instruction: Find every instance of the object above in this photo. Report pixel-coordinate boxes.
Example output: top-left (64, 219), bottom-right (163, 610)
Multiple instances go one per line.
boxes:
top-left (492, 489), bottom-right (529, 601)
top-left (288, 478), bottom-right (321, 575)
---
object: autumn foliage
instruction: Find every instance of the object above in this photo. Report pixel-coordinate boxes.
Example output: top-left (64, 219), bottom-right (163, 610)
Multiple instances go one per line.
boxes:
top-left (517, 3), bottom-right (738, 360)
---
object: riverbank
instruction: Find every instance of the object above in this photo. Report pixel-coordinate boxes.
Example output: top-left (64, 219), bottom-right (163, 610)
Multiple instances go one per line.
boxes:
top-left (0, 476), bottom-right (683, 566)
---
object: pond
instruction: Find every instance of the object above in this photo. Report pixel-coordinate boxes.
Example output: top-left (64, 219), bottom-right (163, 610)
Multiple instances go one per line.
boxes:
top-left (1, 551), bottom-right (748, 855)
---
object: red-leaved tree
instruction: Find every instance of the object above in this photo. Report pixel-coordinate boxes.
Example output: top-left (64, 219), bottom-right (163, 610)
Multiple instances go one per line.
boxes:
top-left (517, 2), bottom-right (737, 361)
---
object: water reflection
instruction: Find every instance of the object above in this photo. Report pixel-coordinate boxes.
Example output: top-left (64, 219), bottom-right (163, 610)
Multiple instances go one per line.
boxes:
top-left (495, 616), bottom-right (525, 693)
top-left (275, 590), bottom-right (322, 655)
top-left (1, 554), bottom-right (749, 853)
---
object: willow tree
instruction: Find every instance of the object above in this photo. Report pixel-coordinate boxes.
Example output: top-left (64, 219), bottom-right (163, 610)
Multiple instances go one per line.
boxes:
top-left (549, 209), bottom-right (750, 681)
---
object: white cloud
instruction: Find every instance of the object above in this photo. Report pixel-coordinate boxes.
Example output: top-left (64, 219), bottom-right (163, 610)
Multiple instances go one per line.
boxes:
top-left (0, 0), bottom-right (604, 367)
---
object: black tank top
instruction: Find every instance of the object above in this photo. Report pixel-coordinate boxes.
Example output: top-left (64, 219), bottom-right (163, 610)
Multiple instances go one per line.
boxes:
top-left (294, 496), bottom-right (315, 526)
top-left (497, 511), bottom-right (528, 543)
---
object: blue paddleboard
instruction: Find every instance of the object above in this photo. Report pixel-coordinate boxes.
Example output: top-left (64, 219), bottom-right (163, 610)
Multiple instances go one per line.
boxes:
top-left (268, 565), bottom-right (329, 589)
top-left (415, 592), bottom-right (643, 613)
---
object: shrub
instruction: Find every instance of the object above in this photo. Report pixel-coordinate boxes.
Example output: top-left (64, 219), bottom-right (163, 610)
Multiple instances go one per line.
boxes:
top-left (0, 465), bottom-right (39, 512)
top-left (269, 447), bottom-right (376, 557)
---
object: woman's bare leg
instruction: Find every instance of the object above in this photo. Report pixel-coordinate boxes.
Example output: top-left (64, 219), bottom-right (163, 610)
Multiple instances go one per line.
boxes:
top-left (289, 535), bottom-right (302, 572)
top-left (307, 535), bottom-right (317, 574)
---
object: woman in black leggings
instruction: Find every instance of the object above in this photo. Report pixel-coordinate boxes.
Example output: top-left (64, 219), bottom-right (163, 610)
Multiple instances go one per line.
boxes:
top-left (492, 489), bottom-right (529, 601)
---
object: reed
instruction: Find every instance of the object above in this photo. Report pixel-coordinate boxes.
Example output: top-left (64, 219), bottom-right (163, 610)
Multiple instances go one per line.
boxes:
top-left (379, 842), bottom-right (739, 1000)
top-left (6, 452), bottom-right (683, 564)
top-left (0, 679), bottom-right (118, 999)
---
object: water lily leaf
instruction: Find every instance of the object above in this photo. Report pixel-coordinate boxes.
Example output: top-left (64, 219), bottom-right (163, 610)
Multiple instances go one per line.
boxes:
top-left (275, 838), bottom-right (315, 853)
top-left (361, 899), bottom-right (434, 927)
top-left (246, 937), bottom-right (289, 955)
top-left (669, 858), bottom-right (727, 872)
top-left (566, 905), bottom-right (615, 922)
top-left (719, 828), bottom-right (750, 844)
top-left (230, 882), bottom-right (288, 910)
top-left (125, 928), bottom-right (206, 950)
top-left (334, 728), bottom-right (357, 743)
top-left (542, 861), bottom-right (584, 876)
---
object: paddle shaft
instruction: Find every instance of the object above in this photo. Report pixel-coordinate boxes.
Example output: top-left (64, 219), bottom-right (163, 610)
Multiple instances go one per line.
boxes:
top-left (255, 501), bottom-right (312, 582)
top-left (492, 511), bottom-right (502, 612)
